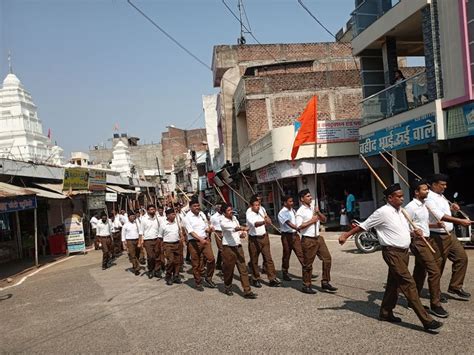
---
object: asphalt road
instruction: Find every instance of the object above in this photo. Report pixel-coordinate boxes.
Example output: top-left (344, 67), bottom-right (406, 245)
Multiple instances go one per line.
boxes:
top-left (1, 233), bottom-right (473, 353)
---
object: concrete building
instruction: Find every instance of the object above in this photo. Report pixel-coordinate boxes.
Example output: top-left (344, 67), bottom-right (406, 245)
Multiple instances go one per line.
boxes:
top-left (89, 133), bottom-right (163, 185)
top-left (0, 71), bottom-right (63, 165)
top-left (349, 0), bottom-right (474, 207)
top-left (211, 43), bottom-right (384, 220)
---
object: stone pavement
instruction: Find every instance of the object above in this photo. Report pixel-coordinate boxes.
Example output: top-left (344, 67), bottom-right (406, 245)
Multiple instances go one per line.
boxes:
top-left (0, 233), bottom-right (473, 353)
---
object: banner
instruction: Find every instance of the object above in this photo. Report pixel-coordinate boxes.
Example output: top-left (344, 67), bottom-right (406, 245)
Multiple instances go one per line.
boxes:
top-left (89, 170), bottom-right (107, 191)
top-left (63, 168), bottom-right (89, 191)
top-left (359, 114), bottom-right (436, 156)
top-left (317, 120), bottom-right (361, 143)
top-left (0, 195), bottom-right (37, 213)
top-left (64, 214), bottom-right (85, 254)
top-left (105, 192), bottom-right (118, 202)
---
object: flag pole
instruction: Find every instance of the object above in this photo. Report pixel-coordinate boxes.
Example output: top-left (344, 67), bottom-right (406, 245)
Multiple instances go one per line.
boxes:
top-left (313, 96), bottom-right (318, 204)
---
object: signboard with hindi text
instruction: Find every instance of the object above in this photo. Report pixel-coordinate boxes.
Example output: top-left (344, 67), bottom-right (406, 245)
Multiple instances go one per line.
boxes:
top-left (0, 195), bottom-right (37, 213)
top-left (359, 114), bottom-right (436, 156)
top-left (105, 192), bottom-right (118, 202)
top-left (64, 214), bottom-right (86, 254)
top-left (317, 119), bottom-right (361, 143)
top-left (63, 168), bottom-right (89, 191)
top-left (88, 170), bottom-right (107, 191)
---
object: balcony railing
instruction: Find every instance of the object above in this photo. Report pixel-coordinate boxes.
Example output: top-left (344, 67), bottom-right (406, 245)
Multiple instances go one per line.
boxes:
top-left (352, 0), bottom-right (400, 37)
top-left (361, 71), bottom-right (431, 126)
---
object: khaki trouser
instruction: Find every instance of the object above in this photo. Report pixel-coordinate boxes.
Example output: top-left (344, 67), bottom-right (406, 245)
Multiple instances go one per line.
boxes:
top-left (214, 231), bottom-right (223, 270)
top-left (281, 232), bottom-right (304, 272)
top-left (143, 239), bottom-right (161, 273)
top-left (126, 239), bottom-right (140, 272)
top-left (112, 231), bottom-right (122, 256)
top-left (163, 242), bottom-right (181, 279)
top-left (92, 229), bottom-right (100, 249)
top-left (188, 239), bottom-right (215, 285)
top-left (431, 232), bottom-right (468, 291)
top-left (248, 233), bottom-right (277, 281)
top-left (301, 235), bottom-right (331, 287)
top-left (381, 246), bottom-right (433, 326)
top-left (222, 245), bottom-right (251, 294)
top-left (100, 236), bottom-right (113, 267)
top-left (411, 237), bottom-right (442, 307)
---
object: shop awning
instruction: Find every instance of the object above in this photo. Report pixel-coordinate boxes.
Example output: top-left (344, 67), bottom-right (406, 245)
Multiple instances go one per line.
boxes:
top-left (25, 187), bottom-right (67, 200)
top-left (0, 182), bottom-right (36, 198)
top-left (107, 185), bottom-right (136, 194)
top-left (34, 183), bottom-right (91, 196)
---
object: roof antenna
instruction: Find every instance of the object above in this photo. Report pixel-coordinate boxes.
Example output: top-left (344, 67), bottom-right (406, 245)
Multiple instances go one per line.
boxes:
top-left (237, 0), bottom-right (246, 44)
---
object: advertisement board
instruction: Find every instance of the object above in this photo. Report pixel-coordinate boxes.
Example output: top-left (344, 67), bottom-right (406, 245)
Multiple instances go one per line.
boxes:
top-left (64, 214), bottom-right (86, 254)
top-left (89, 170), bottom-right (107, 191)
top-left (63, 168), bottom-right (89, 191)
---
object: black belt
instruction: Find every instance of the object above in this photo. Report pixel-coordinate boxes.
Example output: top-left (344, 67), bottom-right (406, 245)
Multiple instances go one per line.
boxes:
top-left (430, 231), bottom-right (449, 236)
top-left (164, 241), bottom-right (179, 244)
top-left (99, 235), bottom-right (112, 238)
top-left (382, 246), bottom-right (408, 252)
top-left (302, 235), bottom-right (319, 238)
top-left (249, 234), bottom-right (265, 238)
top-left (125, 238), bottom-right (139, 241)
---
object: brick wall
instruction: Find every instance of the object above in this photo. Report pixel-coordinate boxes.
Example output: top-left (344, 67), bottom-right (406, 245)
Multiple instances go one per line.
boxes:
top-left (161, 127), bottom-right (207, 171)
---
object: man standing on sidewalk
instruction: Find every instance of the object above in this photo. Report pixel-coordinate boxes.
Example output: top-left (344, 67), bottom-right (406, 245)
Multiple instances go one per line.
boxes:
top-left (425, 173), bottom-right (471, 300)
top-left (246, 196), bottom-right (281, 288)
top-left (122, 212), bottom-right (141, 275)
top-left (296, 189), bottom-right (337, 294)
top-left (139, 205), bottom-right (162, 279)
top-left (278, 195), bottom-right (304, 281)
top-left (96, 212), bottom-right (112, 270)
top-left (184, 198), bottom-right (216, 291)
top-left (90, 212), bottom-right (100, 250)
top-left (339, 183), bottom-right (443, 333)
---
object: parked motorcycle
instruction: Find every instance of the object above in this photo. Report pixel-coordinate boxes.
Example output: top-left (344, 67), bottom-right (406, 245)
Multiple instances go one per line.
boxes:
top-left (351, 220), bottom-right (380, 253)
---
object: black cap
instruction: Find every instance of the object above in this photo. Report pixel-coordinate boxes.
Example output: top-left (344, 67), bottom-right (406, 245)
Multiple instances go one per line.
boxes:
top-left (189, 198), bottom-right (200, 206)
top-left (165, 208), bottom-right (175, 215)
top-left (383, 183), bottom-right (402, 197)
top-left (429, 173), bottom-right (449, 184)
top-left (411, 178), bottom-right (428, 190)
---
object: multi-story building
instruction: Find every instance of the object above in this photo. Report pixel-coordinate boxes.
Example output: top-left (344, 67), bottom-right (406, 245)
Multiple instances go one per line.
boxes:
top-left (211, 43), bottom-right (382, 220)
top-left (350, 0), bottom-right (474, 205)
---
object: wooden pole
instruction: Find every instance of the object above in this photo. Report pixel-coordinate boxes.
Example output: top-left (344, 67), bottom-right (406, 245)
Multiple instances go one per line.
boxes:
top-left (360, 154), bottom-right (435, 253)
top-left (241, 172), bottom-right (256, 195)
top-left (313, 96), bottom-right (318, 203)
top-left (214, 184), bottom-right (227, 203)
top-left (34, 208), bottom-right (38, 267)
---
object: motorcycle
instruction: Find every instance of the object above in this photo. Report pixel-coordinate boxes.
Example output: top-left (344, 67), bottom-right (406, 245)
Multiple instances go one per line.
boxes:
top-left (351, 220), bottom-right (380, 253)
top-left (452, 192), bottom-right (473, 244)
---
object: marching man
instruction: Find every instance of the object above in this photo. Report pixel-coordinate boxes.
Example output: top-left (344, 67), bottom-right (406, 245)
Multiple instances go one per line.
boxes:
top-left (339, 183), bottom-right (443, 333)
top-left (121, 212), bottom-right (141, 275)
top-left (160, 208), bottom-right (184, 285)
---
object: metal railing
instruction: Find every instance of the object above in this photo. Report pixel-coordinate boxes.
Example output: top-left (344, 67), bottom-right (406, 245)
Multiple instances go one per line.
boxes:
top-left (361, 71), bottom-right (430, 126)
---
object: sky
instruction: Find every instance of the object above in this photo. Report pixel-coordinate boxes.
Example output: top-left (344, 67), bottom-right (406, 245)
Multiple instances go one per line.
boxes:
top-left (0, 0), bottom-right (355, 155)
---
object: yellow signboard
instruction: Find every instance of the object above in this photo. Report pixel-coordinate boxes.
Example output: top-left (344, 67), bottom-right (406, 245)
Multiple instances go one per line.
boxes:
top-left (63, 168), bottom-right (89, 191)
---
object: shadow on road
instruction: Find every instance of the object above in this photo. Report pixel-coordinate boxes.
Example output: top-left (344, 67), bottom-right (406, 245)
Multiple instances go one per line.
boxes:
top-left (0, 293), bottom-right (13, 301)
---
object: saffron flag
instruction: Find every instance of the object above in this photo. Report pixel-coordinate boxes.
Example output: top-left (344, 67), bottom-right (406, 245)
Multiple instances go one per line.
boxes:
top-left (291, 96), bottom-right (317, 160)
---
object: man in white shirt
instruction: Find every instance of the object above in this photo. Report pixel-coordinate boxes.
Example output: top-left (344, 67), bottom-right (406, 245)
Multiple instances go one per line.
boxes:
top-left (118, 210), bottom-right (128, 226)
top-left (406, 179), bottom-right (448, 318)
top-left (425, 173), bottom-right (471, 300)
top-left (96, 212), bottom-right (112, 270)
top-left (139, 205), bottom-right (163, 279)
top-left (110, 213), bottom-right (123, 258)
top-left (174, 203), bottom-right (187, 272)
top-left (339, 183), bottom-right (442, 333)
top-left (210, 204), bottom-right (223, 272)
top-left (278, 195), bottom-right (304, 281)
top-left (90, 212), bottom-right (100, 250)
top-left (296, 189), bottom-right (336, 294)
top-left (160, 208), bottom-right (184, 285)
top-left (121, 212), bottom-right (141, 275)
top-left (246, 195), bottom-right (281, 288)
top-left (220, 203), bottom-right (257, 299)
top-left (184, 198), bottom-right (216, 291)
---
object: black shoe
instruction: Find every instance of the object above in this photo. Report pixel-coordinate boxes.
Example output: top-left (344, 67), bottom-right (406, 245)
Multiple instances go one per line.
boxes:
top-left (244, 291), bottom-right (257, 299)
top-left (269, 279), bottom-right (282, 287)
top-left (195, 284), bottom-right (204, 292)
top-left (179, 266), bottom-right (184, 273)
top-left (154, 270), bottom-right (163, 279)
top-left (147, 271), bottom-right (154, 279)
top-left (102, 266), bottom-right (107, 270)
top-left (301, 286), bottom-right (316, 294)
top-left (166, 278), bottom-right (173, 286)
top-left (321, 283), bottom-right (338, 293)
top-left (251, 279), bottom-right (262, 288)
top-left (173, 277), bottom-right (182, 284)
top-left (203, 278), bottom-right (217, 288)
top-left (379, 314), bottom-right (402, 323)
top-left (424, 320), bottom-right (443, 333)
top-left (224, 288), bottom-right (233, 296)
top-left (440, 294), bottom-right (448, 303)
top-left (139, 258), bottom-right (146, 265)
top-left (430, 305), bottom-right (449, 318)
top-left (448, 288), bottom-right (471, 300)
top-left (282, 272), bottom-right (292, 281)
top-left (134, 270), bottom-right (140, 276)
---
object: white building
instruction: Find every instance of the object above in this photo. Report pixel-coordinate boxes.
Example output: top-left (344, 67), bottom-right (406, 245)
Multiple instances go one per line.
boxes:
top-left (202, 94), bottom-right (219, 170)
top-left (110, 140), bottom-right (133, 177)
top-left (0, 72), bottom-right (63, 165)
